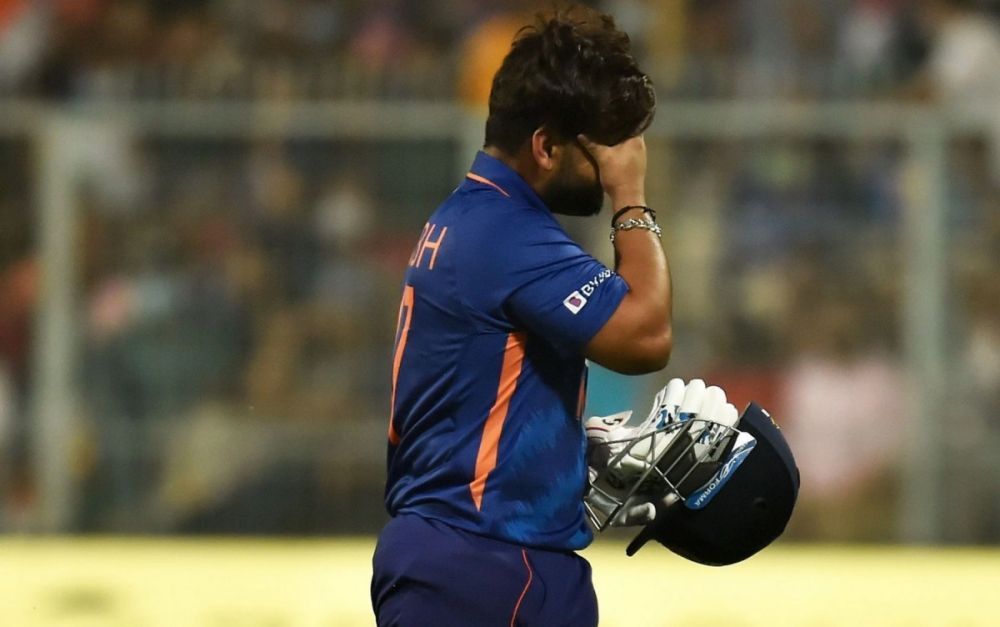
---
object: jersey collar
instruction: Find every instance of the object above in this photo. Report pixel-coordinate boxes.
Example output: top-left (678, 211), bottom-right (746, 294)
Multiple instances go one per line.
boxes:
top-left (463, 151), bottom-right (548, 212)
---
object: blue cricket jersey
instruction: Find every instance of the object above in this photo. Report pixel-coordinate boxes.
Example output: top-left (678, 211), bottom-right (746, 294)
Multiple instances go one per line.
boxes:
top-left (385, 151), bottom-right (629, 551)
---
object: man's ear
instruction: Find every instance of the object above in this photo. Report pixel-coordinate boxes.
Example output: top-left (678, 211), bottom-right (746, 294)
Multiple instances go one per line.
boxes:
top-left (530, 127), bottom-right (563, 172)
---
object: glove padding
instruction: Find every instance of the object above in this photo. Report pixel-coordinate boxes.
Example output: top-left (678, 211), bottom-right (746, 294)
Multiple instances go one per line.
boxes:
top-left (583, 408), bottom-right (660, 527)
top-left (584, 379), bottom-right (741, 530)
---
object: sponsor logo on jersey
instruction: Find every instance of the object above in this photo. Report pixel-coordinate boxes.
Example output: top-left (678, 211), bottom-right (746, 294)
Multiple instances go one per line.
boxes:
top-left (579, 268), bottom-right (613, 297)
top-left (564, 269), bottom-right (614, 313)
top-left (563, 291), bottom-right (587, 314)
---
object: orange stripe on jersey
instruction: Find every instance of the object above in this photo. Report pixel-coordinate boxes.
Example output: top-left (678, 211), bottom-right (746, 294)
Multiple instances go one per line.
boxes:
top-left (388, 284), bottom-right (415, 444)
top-left (466, 172), bottom-right (511, 197)
top-left (469, 331), bottom-right (526, 511)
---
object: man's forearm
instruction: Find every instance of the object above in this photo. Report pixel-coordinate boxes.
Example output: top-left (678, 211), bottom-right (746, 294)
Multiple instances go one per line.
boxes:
top-left (611, 199), bottom-right (672, 340)
top-left (581, 136), bottom-right (673, 373)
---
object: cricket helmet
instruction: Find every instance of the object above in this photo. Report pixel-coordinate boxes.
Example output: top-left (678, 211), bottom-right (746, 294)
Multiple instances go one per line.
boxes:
top-left (587, 402), bottom-right (799, 565)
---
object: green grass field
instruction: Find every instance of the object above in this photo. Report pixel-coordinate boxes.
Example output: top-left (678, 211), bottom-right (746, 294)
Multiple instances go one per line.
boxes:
top-left (2, 538), bottom-right (998, 626)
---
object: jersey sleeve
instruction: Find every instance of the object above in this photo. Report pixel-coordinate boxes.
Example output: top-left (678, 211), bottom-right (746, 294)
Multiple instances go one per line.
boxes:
top-left (502, 218), bottom-right (629, 351)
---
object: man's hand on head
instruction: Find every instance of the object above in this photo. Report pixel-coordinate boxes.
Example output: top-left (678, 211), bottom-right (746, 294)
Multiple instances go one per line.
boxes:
top-left (577, 135), bottom-right (647, 208)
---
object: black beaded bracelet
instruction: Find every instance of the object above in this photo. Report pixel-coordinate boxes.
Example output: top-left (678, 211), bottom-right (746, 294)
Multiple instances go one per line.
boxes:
top-left (611, 205), bottom-right (656, 225)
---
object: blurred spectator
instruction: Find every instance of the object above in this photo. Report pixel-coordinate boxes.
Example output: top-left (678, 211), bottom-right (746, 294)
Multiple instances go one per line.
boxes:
top-left (81, 192), bottom-right (252, 528)
top-left (0, 257), bottom-right (37, 393)
top-left (457, 1), bottom-right (535, 106)
top-left (920, 0), bottom-right (1000, 103)
top-left (949, 213), bottom-right (1000, 541)
top-left (0, 256), bottom-right (36, 528)
top-left (154, 400), bottom-right (274, 530)
top-left (737, 0), bottom-right (819, 97)
top-left (349, 2), bottom-right (415, 75)
top-left (77, 121), bottom-right (150, 213)
top-left (243, 167), bottom-right (392, 421)
top-left (246, 142), bottom-right (318, 302)
top-left (780, 276), bottom-right (905, 541)
top-left (0, 0), bottom-right (49, 91)
top-left (920, 0), bottom-right (1000, 181)
top-left (837, 0), bottom-right (926, 92)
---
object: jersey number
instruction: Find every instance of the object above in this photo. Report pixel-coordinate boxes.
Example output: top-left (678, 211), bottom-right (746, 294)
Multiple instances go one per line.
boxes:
top-left (388, 284), bottom-right (414, 444)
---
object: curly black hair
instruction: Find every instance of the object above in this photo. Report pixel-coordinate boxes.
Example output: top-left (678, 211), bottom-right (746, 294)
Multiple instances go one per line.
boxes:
top-left (484, 5), bottom-right (655, 154)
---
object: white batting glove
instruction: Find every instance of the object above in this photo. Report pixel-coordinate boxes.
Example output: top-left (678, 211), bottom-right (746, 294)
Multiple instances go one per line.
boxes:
top-left (584, 410), bottom-right (663, 528)
top-left (584, 379), bottom-right (743, 529)
top-left (585, 466), bottom-right (659, 527)
top-left (589, 380), bottom-right (739, 479)
top-left (624, 379), bottom-right (740, 473)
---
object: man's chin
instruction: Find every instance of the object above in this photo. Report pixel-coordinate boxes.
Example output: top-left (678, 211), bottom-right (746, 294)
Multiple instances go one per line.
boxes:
top-left (543, 189), bottom-right (605, 217)
top-left (539, 176), bottom-right (605, 217)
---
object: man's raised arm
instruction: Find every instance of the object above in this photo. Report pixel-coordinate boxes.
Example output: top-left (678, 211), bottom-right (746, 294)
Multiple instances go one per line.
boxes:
top-left (581, 135), bottom-right (672, 374)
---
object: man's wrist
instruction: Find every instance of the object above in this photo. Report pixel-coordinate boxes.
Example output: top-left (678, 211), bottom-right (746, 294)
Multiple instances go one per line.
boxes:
top-left (611, 204), bottom-right (655, 226)
top-left (609, 192), bottom-right (646, 209)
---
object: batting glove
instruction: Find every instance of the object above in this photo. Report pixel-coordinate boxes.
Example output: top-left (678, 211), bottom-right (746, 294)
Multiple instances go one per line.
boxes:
top-left (584, 379), bottom-right (742, 530)
top-left (584, 410), bottom-right (657, 527)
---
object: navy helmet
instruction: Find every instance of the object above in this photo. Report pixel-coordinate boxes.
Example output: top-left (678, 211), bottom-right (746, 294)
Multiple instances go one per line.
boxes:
top-left (625, 402), bottom-right (800, 565)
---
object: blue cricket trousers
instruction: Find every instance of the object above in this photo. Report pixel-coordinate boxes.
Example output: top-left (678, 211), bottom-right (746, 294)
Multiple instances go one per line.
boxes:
top-left (371, 513), bottom-right (598, 626)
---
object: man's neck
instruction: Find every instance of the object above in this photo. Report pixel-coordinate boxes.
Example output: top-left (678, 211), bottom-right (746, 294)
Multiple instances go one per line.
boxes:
top-left (483, 145), bottom-right (543, 192)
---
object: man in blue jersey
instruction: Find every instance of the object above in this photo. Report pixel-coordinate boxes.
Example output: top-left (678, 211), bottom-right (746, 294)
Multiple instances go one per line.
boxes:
top-left (372, 7), bottom-right (671, 626)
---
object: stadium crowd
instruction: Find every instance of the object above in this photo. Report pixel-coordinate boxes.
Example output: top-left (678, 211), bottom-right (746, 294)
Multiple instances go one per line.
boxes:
top-left (0, 0), bottom-right (998, 102)
top-left (0, 0), bottom-right (998, 540)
